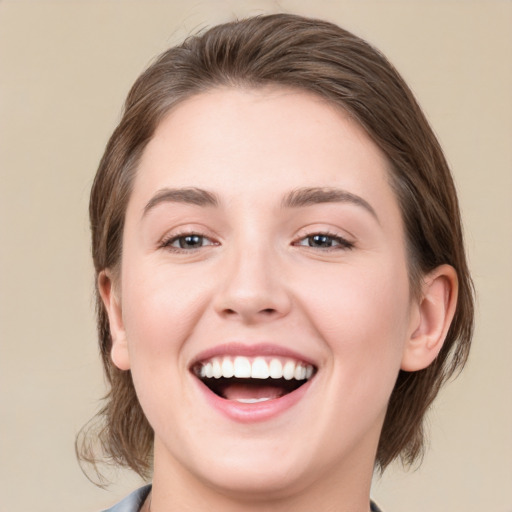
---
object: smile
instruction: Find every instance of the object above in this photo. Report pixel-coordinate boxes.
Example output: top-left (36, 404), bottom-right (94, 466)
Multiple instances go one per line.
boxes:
top-left (193, 356), bottom-right (316, 403)
top-left (190, 345), bottom-right (318, 422)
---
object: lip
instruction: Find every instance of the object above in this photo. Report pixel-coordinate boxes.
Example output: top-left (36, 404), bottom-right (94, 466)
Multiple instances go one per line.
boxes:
top-left (189, 342), bottom-right (317, 423)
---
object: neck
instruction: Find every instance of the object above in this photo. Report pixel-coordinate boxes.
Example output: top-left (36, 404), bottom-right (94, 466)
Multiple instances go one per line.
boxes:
top-left (149, 439), bottom-right (376, 512)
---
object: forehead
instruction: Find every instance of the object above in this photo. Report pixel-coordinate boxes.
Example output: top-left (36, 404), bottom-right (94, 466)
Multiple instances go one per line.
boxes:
top-left (130, 86), bottom-right (398, 219)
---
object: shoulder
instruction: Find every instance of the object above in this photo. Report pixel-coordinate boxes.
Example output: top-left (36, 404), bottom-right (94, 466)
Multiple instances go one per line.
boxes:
top-left (101, 485), bottom-right (152, 512)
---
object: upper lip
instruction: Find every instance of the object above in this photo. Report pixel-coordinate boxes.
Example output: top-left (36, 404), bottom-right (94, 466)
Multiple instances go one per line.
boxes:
top-left (190, 342), bottom-right (317, 368)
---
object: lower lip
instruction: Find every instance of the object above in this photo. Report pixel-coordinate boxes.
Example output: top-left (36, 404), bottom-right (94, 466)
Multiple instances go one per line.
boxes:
top-left (192, 376), bottom-right (314, 423)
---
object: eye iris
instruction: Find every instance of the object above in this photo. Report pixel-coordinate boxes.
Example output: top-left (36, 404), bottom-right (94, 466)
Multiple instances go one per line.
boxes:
top-left (310, 234), bottom-right (333, 247)
top-left (179, 235), bottom-right (203, 248)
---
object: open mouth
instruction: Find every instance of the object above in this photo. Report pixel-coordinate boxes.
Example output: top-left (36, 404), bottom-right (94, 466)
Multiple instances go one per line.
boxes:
top-left (192, 356), bottom-right (316, 403)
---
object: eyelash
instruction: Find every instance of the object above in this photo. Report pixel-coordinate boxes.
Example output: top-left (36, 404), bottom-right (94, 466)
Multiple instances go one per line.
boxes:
top-left (160, 230), bottom-right (354, 253)
top-left (160, 231), bottom-right (219, 253)
top-left (292, 231), bottom-right (354, 251)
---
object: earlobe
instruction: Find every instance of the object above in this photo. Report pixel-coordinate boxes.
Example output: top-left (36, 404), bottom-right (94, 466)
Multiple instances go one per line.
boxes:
top-left (98, 270), bottom-right (131, 371)
top-left (401, 264), bottom-right (458, 372)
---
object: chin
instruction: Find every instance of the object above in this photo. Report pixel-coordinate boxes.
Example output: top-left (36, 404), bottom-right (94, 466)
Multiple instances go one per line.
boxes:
top-left (192, 454), bottom-right (314, 500)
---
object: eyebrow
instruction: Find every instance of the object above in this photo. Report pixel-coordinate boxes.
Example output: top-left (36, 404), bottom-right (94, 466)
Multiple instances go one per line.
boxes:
top-left (281, 187), bottom-right (379, 221)
top-left (143, 187), bottom-right (219, 216)
top-left (143, 185), bottom-right (378, 221)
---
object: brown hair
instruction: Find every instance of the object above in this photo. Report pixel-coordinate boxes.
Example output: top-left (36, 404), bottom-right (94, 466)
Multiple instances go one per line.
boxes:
top-left (78, 13), bottom-right (474, 480)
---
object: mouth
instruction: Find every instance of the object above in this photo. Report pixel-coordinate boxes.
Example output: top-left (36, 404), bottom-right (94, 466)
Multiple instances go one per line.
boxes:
top-left (191, 355), bottom-right (316, 404)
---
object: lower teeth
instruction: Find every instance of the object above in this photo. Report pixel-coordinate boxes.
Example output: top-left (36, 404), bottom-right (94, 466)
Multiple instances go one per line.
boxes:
top-left (234, 397), bottom-right (272, 403)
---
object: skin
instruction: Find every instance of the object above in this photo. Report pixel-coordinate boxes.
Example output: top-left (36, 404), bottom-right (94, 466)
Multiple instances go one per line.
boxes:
top-left (100, 87), bottom-right (457, 512)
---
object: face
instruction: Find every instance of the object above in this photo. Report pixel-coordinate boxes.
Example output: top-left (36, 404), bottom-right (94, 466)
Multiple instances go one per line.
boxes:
top-left (104, 88), bottom-right (421, 500)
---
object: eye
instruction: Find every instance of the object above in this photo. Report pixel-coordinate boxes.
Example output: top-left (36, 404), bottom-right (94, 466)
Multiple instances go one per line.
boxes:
top-left (294, 233), bottom-right (354, 250)
top-left (161, 233), bottom-right (218, 251)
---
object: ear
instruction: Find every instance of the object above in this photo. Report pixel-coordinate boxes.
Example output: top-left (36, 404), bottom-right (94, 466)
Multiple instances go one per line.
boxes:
top-left (98, 270), bottom-right (131, 371)
top-left (401, 264), bottom-right (458, 372)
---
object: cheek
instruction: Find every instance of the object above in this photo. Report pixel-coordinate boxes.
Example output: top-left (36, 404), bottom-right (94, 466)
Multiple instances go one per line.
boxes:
top-left (118, 263), bottom-right (213, 429)
top-left (297, 259), bottom-right (411, 372)
top-left (120, 261), bottom-right (213, 368)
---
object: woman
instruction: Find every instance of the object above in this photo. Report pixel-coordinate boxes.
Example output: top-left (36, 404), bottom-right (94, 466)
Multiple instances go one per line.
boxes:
top-left (79, 13), bottom-right (474, 512)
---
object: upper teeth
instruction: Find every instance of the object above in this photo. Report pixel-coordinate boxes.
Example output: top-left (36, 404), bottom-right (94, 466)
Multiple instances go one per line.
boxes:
top-left (196, 356), bottom-right (314, 381)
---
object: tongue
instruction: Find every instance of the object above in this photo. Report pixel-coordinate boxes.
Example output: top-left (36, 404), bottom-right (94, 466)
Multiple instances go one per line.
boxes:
top-left (222, 382), bottom-right (285, 402)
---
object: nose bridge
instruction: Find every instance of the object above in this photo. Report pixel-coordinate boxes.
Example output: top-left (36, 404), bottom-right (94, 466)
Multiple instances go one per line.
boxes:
top-left (215, 231), bottom-right (291, 322)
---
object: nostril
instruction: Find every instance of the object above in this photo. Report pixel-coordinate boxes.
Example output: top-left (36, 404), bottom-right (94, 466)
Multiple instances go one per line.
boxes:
top-left (222, 307), bottom-right (277, 316)
top-left (224, 308), bottom-right (276, 316)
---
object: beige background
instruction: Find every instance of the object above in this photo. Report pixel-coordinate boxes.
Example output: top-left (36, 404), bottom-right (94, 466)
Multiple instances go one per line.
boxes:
top-left (0, 1), bottom-right (511, 511)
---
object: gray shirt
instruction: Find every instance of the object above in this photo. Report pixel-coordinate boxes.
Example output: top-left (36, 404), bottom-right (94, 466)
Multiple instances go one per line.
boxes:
top-left (102, 485), bottom-right (151, 512)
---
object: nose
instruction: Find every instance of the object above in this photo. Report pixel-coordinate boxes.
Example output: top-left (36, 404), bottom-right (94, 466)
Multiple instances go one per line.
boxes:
top-left (213, 245), bottom-right (292, 324)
